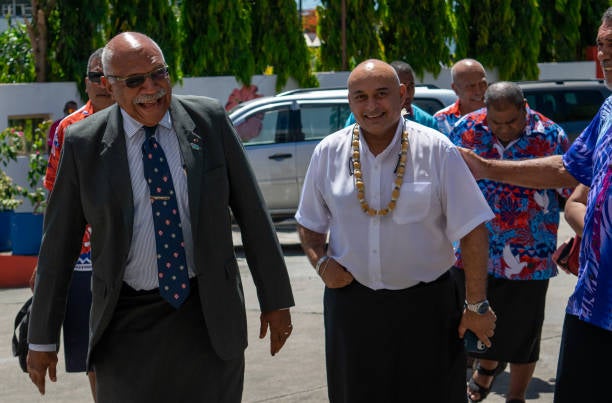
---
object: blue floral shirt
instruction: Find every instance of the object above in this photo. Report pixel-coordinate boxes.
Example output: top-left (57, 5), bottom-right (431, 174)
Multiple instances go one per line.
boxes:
top-left (563, 95), bottom-right (612, 331)
top-left (451, 106), bottom-right (571, 280)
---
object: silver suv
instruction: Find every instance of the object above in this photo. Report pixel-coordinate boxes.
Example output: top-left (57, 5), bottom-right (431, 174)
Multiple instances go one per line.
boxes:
top-left (229, 87), bottom-right (456, 220)
top-left (519, 79), bottom-right (611, 141)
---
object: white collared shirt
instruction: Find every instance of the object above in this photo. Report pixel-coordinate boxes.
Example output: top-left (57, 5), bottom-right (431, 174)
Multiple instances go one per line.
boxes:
top-left (295, 119), bottom-right (494, 290)
top-left (121, 109), bottom-right (196, 290)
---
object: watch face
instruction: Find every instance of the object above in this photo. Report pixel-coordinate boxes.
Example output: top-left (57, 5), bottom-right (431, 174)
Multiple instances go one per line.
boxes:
top-left (476, 301), bottom-right (490, 314)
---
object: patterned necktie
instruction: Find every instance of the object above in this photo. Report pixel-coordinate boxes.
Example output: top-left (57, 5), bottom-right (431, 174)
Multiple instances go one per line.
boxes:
top-left (141, 125), bottom-right (190, 308)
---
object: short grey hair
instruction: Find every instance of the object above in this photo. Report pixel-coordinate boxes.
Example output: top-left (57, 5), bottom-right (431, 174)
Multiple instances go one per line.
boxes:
top-left (484, 81), bottom-right (525, 109)
top-left (86, 48), bottom-right (104, 74)
top-left (101, 46), bottom-right (113, 76)
top-left (602, 7), bottom-right (612, 25)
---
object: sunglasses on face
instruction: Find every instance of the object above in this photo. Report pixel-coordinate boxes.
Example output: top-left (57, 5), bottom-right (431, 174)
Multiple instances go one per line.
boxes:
top-left (87, 71), bottom-right (104, 84)
top-left (107, 66), bottom-right (169, 89)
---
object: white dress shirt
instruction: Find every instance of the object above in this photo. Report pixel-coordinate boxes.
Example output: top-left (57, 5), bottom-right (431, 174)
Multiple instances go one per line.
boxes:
top-left (121, 109), bottom-right (196, 290)
top-left (295, 119), bottom-right (494, 290)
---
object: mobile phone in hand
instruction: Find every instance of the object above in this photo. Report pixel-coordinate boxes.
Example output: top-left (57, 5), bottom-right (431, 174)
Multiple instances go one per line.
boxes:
top-left (464, 330), bottom-right (488, 353)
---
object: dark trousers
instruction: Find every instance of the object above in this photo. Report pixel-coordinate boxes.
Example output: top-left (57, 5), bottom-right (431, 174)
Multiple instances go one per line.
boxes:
top-left (92, 281), bottom-right (244, 403)
top-left (554, 313), bottom-right (612, 403)
top-left (324, 272), bottom-right (467, 403)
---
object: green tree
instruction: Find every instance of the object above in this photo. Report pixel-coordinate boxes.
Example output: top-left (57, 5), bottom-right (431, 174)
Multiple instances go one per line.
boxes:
top-left (0, 23), bottom-right (35, 83)
top-left (454, 0), bottom-right (542, 80)
top-left (181, 0), bottom-right (254, 84)
top-left (107, 0), bottom-right (182, 82)
top-left (50, 0), bottom-right (109, 100)
top-left (250, 0), bottom-right (318, 90)
top-left (318, 0), bottom-right (385, 71)
top-left (578, 0), bottom-right (611, 58)
top-left (24, 0), bottom-right (57, 82)
top-left (539, 0), bottom-right (581, 62)
top-left (381, 0), bottom-right (453, 78)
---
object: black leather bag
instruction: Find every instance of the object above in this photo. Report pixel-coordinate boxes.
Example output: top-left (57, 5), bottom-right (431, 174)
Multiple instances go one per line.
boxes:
top-left (12, 297), bottom-right (32, 373)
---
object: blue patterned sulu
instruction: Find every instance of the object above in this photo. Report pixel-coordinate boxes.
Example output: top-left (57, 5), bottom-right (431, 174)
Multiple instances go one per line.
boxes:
top-left (141, 125), bottom-right (190, 308)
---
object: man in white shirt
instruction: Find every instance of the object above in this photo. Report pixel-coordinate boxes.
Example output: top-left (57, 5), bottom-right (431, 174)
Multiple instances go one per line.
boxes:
top-left (295, 59), bottom-right (496, 402)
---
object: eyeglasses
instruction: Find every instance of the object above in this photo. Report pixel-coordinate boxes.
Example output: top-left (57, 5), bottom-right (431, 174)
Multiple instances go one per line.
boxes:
top-left (87, 71), bottom-right (104, 84)
top-left (107, 66), bottom-right (169, 89)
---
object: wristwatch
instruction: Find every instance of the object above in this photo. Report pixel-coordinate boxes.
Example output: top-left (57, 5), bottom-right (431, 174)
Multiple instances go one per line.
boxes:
top-left (315, 256), bottom-right (329, 275)
top-left (465, 299), bottom-right (490, 314)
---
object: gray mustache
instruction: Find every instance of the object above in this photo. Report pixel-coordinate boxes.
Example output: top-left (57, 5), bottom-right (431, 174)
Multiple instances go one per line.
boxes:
top-left (133, 89), bottom-right (166, 104)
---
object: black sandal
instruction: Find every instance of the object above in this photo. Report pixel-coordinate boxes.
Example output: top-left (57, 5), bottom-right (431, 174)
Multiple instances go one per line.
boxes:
top-left (467, 361), bottom-right (507, 402)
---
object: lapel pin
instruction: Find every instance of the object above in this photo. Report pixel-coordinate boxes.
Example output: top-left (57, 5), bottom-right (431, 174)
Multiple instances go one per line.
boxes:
top-left (188, 131), bottom-right (202, 150)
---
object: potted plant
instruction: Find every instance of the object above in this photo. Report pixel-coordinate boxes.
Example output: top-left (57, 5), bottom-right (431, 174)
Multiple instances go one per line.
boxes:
top-left (0, 170), bottom-right (21, 251)
top-left (10, 121), bottom-right (50, 255)
top-left (0, 122), bottom-right (50, 255)
top-left (18, 121), bottom-right (49, 214)
top-left (0, 127), bottom-right (26, 251)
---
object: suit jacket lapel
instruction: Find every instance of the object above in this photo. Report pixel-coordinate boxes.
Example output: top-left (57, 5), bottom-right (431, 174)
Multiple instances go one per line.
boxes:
top-left (169, 97), bottom-right (204, 234)
top-left (101, 106), bottom-right (134, 258)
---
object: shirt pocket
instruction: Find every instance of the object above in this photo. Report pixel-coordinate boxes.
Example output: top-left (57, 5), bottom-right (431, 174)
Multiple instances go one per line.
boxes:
top-left (392, 182), bottom-right (432, 224)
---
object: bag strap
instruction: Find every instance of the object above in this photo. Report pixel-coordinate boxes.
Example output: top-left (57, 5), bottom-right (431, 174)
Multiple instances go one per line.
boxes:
top-left (12, 297), bottom-right (32, 353)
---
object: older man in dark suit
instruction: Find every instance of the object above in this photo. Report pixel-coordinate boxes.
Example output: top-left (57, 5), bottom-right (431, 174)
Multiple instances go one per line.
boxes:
top-left (27, 32), bottom-right (294, 402)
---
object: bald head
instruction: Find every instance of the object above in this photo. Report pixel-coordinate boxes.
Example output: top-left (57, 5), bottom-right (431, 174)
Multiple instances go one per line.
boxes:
top-left (451, 59), bottom-right (485, 83)
top-left (348, 59), bottom-right (400, 90)
top-left (102, 32), bottom-right (165, 76)
top-left (450, 58), bottom-right (488, 115)
top-left (347, 59), bottom-right (406, 141)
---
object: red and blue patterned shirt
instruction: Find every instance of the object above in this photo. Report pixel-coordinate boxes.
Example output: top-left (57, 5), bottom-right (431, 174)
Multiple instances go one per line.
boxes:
top-left (44, 101), bottom-right (93, 271)
top-left (434, 99), bottom-right (462, 136)
top-left (450, 105), bottom-right (571, 280)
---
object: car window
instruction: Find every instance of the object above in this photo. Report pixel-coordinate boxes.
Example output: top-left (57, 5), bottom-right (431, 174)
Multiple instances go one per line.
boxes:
top-left (563, 91), bottom-right (603, 121)
top-left (300, 103), bottom-right (351, 141)
top-left (524, 90), bottom-right (604, 124)
top-left (235, 107), bottom-right (291, 145)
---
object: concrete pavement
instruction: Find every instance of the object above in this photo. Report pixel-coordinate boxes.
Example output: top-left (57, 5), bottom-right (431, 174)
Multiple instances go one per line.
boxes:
top-left (0, 218), bottom-right (578, 402)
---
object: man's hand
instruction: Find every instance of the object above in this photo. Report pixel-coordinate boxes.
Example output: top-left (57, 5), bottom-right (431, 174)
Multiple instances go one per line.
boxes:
top-left (260, 309), bottom-right (292, 356)
top-left (458, 308), bottom-right (497, 348)
top-left (319, 258), bottom-right (353, 288)
top-left (27, 350), bottom-right (58, 395)
top-left (457, 147), bottom-right (486, 180)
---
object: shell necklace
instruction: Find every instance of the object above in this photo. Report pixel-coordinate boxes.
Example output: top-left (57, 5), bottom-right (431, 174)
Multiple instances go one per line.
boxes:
top-left (352, 123), bottom-right (409, 216)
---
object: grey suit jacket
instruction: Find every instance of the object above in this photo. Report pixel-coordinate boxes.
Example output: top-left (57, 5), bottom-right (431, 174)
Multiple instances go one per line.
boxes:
top-left (29, 95), bottom-right (294, 363)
